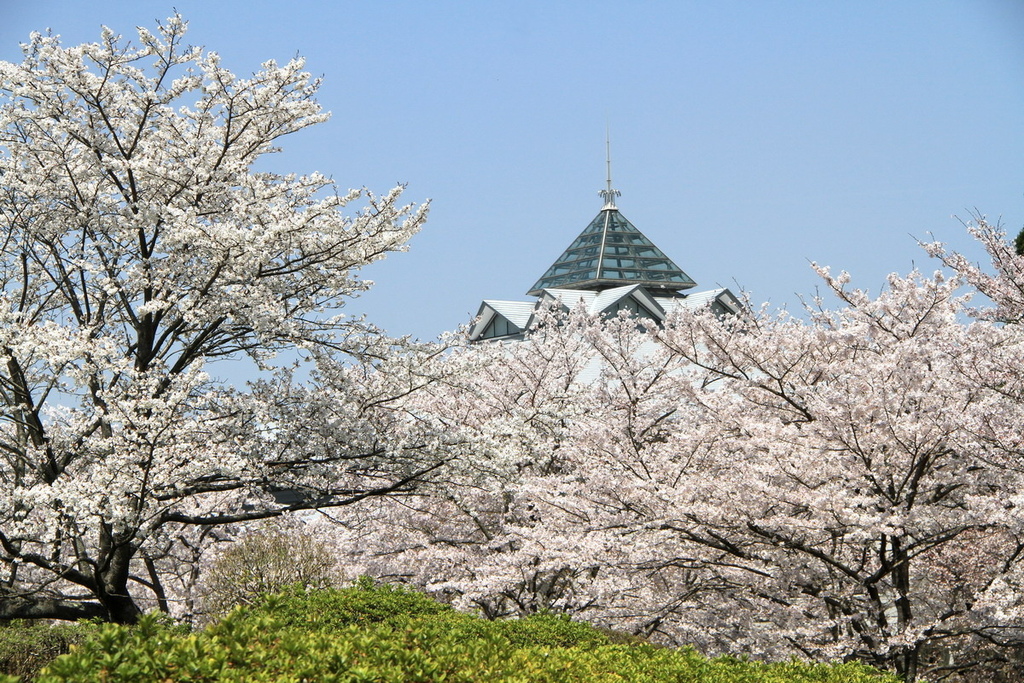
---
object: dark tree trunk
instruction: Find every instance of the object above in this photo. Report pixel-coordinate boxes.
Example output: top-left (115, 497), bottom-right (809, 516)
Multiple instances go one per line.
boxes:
top-left (97, 543), bottom-right (144, 624)
top-left (101, 590), bottom-right (143, 624)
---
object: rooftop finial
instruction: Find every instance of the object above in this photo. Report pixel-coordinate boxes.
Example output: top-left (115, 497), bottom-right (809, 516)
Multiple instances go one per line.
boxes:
top-left (599, 127), bottom-right (621, 210)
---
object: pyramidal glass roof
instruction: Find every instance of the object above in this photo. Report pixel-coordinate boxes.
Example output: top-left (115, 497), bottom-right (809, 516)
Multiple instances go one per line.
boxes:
top-left (527, 207), bottom-right (696, 296)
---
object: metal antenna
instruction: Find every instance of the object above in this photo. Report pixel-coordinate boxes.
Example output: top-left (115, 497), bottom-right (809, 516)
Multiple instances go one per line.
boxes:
top-left (599, 127), bottom-right (621, 210)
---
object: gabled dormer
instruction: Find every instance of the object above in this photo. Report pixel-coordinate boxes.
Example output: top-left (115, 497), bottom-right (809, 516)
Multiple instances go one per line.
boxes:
top-left (536, 285), bottom-right (666, 323)
top-left (469, 300), bottom-right (534, 341)
top-left (591, 284), bottom-right (666, 322)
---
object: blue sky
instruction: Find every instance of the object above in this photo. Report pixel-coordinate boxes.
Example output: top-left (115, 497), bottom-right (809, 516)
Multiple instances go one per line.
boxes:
top-left (2, 1), bottom-right (1022, 340)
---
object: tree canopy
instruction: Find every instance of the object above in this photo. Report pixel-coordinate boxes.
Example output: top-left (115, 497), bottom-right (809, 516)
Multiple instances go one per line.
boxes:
top-left (330, 220), bottom-right (1024, 682)
top-left (0, 16), bottom-right (436, 624)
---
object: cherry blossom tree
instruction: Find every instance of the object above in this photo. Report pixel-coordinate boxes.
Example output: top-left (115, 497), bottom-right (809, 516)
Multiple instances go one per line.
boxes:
top-left (325, 305), bottom-right (606, 617)
top-left (334, 242), bottom-right (1024, 681)
top-left (922, 216), bottom-right (1024, 324)
top-left (602, 269), bottom-right (1024, 681)
top-left (0, 16), bottom-right (437, 623)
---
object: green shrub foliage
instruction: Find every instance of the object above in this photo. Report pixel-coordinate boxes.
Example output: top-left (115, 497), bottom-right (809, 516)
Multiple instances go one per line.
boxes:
top-left (32, 582), bottom-right (901, 682)
top-left (243, 578), bottom-right (454, 630)
top-left (0, 621), bottom-right (102, 682)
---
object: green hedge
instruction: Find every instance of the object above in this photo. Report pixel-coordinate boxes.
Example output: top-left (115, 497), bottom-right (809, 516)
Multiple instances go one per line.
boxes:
top-left (242, 581), bottom-right (614, 650)
top-left (0, 620), bottom-right (104, 682)
top-left (21, 582), bottom-right (900, 683)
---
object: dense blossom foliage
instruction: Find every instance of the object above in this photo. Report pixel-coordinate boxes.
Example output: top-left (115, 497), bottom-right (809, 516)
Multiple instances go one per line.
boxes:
top-left (0, 17), bottom-right (436, 623)
top-left (331, 227), bottom-right (1024, 681)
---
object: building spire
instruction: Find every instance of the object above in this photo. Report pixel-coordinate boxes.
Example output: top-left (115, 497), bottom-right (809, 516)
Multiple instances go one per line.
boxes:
top-left (599, 128), bottom-right (621, 210)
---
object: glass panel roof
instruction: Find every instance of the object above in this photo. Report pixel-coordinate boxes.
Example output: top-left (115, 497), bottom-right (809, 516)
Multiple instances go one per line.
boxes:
top-left (527, 209), bottom-right (696, 295)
